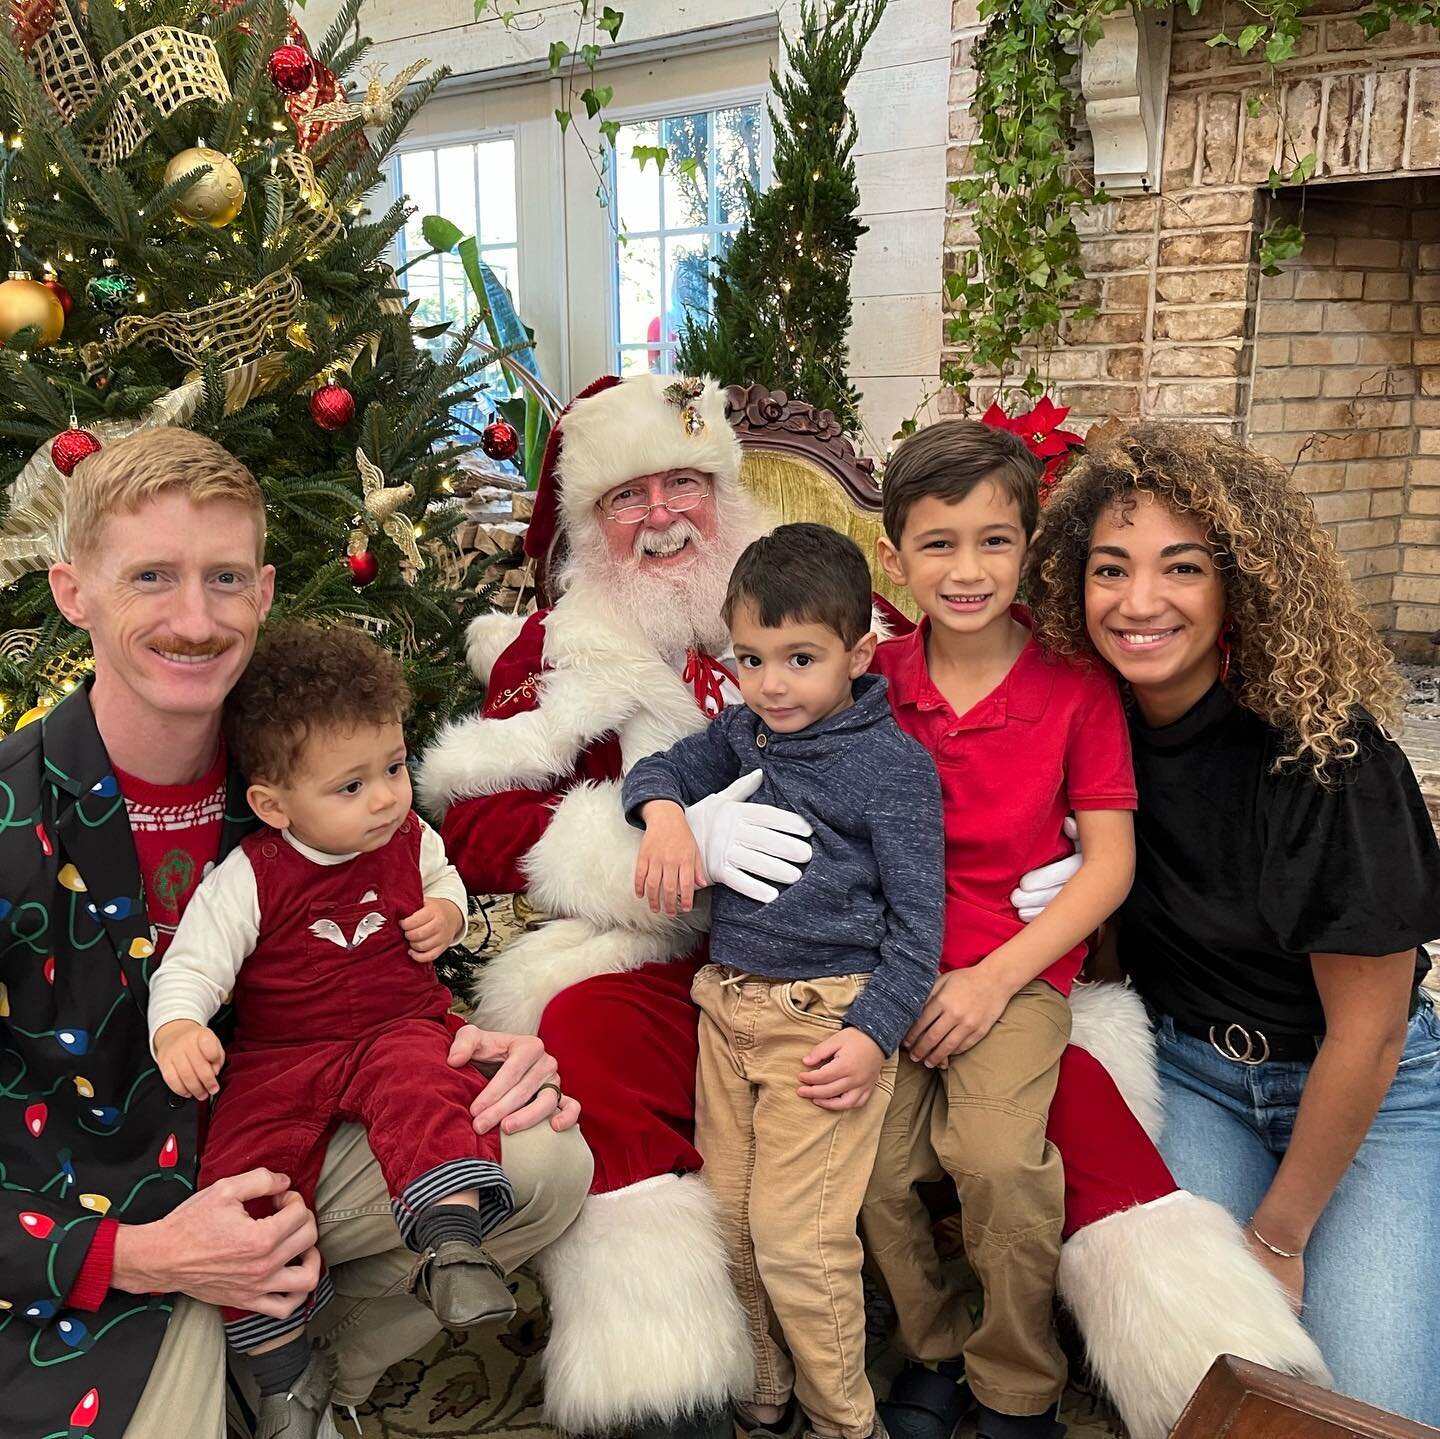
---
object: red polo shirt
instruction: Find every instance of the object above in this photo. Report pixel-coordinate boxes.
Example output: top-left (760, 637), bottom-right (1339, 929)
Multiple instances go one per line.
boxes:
top-left (871, 610), bottom-right (1136, 994)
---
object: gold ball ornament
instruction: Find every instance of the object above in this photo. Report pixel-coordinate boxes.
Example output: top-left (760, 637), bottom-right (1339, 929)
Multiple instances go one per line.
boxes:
top-left (164, 147), bottom-right (246, 228)
top-left (0, 272), bottom-right (65, 347)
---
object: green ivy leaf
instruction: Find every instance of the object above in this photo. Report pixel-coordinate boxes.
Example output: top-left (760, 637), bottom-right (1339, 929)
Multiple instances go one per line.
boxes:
top-left (597, 5), bottom-right (624, 38)
top-left (677, 156), bottom-right (702, 180)
top-left (1264, 30), bottom-right (1298, 63)
top-left (599, 119), bottom-right (621, 147)
top-left (581, 85), bottom-right (613, 118)
top-left (548, 40), bottom-right (570, 75)
top-left (581, 43), bottom-right (602, 68)
top-left (1292, 151), bottom-right (1317, 184)
top-left (555, 108), bottom-right (572, 133)
top-left (1357, 11), bottom-right (1393, 37)
top-left (1246, 94), bottom-right (1264, 118)
top-left (1206, 31), bottom-right (1231, 47)
top-left (1237, 23), bottom-right (1266, 54)
top-left (632, 144), bottom-right (667, 172)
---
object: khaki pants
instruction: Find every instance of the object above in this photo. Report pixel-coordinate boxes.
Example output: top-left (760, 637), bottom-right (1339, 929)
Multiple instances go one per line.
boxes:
top-left (126, 1118), bottom-right (593, 1436)
top-left (694, 965), bottom-right (898, 1439)
top-left (860, 980), bottom-right (1070, 1416)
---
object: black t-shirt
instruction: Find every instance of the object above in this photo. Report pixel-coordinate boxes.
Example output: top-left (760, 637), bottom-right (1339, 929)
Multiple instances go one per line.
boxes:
top-left (1118, 681), bottom-right (1440, 1038)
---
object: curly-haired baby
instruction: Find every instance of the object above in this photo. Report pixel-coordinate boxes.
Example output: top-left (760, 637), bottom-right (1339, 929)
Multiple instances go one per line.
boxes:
top-left (148, 622), bottom-right (516, 1418)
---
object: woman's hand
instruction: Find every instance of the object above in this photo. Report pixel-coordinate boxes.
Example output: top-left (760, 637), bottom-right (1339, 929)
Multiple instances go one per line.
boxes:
top-left (1245, 1226), bottom-right (1304, 1314)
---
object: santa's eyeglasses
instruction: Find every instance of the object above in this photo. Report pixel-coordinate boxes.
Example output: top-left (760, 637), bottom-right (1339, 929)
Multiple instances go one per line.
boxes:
top-left (598, 476), bottom-right (712, 525)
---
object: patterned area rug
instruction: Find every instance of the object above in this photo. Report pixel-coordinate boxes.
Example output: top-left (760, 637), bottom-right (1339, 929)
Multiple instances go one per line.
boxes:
top-left (352, 1270), bottom-right (1125, 1439)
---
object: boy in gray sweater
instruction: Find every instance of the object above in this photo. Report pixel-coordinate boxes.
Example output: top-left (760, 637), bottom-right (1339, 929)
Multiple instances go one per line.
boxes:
top-left (623, 524), bottom-right (944, 1439)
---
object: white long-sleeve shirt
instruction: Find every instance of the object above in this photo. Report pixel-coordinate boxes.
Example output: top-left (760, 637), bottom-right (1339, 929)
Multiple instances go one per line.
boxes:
top-left (147, 820), bottom-right (467, 1049)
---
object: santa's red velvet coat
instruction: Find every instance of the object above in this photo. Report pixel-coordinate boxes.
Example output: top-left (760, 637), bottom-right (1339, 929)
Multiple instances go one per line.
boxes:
top-left (416, 593), bottom-right (1329, 1439)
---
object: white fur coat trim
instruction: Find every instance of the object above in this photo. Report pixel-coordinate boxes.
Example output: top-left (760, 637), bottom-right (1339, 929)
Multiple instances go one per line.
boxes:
top-left (464, 610), bottom-right (528, 685)
top-left (1057, 1189), bottom-right (1330, 1439)
top-left (535, 1172), bottom-right (754, 1431)
top-left (414, 579), bottom-right (707, 815)
top-left (1067, 981), bottom-right (1164, 1143)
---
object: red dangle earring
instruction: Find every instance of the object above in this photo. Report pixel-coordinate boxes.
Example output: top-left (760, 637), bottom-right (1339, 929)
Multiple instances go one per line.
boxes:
top-left (1217, 615), bottom-right (1237, 684)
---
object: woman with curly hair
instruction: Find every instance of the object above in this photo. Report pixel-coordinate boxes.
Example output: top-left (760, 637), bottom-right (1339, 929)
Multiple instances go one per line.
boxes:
top-left (1021, 421), bottom-right (1440, 1423)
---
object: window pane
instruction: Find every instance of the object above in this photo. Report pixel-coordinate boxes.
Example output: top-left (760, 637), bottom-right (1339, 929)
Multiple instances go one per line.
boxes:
top-left (617, 236), bottom-right (662, 351)
top-left (665, 235), bottom-right (710, 344)
top-left (619, 346), bottom-right (654, 376)
top-left (616, 120), bottom-right (662, 233)
top-left (715, 104), bottom-right (761, 226)
top-left (399, 149), bottom-right (436, 251)
top-left (436, 143), bottom-right (477, 238)
top-left (661, 112), bottom-right (708, 229)
top-left (477, 139), bottom-right (516, 245)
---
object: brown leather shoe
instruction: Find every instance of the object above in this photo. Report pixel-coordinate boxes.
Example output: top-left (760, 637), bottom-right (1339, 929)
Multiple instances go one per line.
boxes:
top-left (409, 1239), bottom-right (517, 1329)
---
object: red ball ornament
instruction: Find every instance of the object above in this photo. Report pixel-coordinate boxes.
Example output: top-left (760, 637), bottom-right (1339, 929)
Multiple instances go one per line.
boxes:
top-left (51, 427), bottom-right (102, 477)
top-left (347, 549), bottom-right (379, 586)
top-left (42, 278), bottom-right (73, 317)
top-left (309, 382), bottom-right (356, 430)
top-left (8, 0), bottom-right (57, 52)
top-left (267, 43), bottom-right (315, 95)
top-left (480, 418), bottom-right (520, 462)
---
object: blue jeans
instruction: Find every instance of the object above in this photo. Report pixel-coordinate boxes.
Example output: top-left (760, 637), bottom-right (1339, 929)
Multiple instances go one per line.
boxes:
top-left (1152, 995), bottom-right (1440, 1426)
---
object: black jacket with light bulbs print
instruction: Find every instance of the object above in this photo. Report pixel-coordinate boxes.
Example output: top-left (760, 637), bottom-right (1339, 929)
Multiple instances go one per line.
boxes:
top-left (0, 682), bottom-right (255, 1438)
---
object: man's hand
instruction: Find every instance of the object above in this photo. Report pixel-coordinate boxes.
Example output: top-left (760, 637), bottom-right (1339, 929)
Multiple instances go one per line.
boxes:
top-left (685, 770), bottom-right (813, 904)
top-left (634, 801), bottom-right (706, 915)
top-left (448, 1026), bottom-right (582, 1135)
top-left (796, 1027), bottom-right (885, 1111)
top-left (154, 1018), bottom-right (226, 1099)
top-left (905, 967), bottom-right (1012, 1067)
top-left (111, 1169), bottom-right (320, 1316)
top-left (401, 896), bottom-right (465, 963)
top-left (1009, 815), bottom-right (1082, 923)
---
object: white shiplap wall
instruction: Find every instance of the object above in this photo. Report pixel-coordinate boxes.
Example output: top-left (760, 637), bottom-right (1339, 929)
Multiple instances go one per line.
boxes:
top-left (303, 0), bottom-right (947, 449)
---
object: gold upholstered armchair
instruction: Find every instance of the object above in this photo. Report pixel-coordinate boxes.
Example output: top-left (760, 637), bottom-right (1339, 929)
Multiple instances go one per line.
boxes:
top-left (724, 384), bottom-right (917, 623)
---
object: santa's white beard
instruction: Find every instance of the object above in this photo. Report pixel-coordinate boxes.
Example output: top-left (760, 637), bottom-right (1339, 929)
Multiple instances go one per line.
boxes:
top-left (561, 487), bottom-right (767, 662)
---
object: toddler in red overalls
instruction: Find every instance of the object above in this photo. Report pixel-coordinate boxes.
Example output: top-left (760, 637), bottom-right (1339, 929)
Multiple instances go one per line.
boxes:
top-left (149, 623), bottom-right (512, 1437)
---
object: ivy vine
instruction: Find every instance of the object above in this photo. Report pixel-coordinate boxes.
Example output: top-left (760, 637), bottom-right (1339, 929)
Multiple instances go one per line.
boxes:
top-left (472, 2), bottom-right (692, 223)
top-left (948, 0), bottom-right (1440, 402)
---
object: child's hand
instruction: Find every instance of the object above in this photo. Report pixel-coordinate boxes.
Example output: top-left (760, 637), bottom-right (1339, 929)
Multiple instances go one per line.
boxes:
top-left (634, 801), bottom-right (707, 916)
top-left (155, 1019), bottom-right (226, 1100)
top-left (401, 897), bottom-right (465, 963)
top-left (905, 967), bottom-right (1012, 1067)
top-left (797, 1027), bottom-right (885, 1110)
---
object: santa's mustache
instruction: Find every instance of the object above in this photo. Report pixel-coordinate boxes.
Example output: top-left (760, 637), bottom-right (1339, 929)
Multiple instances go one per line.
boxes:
top-left (148, 637), bottom-right (235, 658)
top-left (632, 517), bottom-right (704, 558)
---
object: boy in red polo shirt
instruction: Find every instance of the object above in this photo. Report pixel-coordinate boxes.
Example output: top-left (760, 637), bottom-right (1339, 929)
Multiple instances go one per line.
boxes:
top-left (863, 421), bottom-right (1137, 1439)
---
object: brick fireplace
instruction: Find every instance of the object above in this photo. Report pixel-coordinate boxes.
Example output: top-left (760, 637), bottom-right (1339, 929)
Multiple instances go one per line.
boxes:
top-left (945, 0), bottom-right (1440, 654)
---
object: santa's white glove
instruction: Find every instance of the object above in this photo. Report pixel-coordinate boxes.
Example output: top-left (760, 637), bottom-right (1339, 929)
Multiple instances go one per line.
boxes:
top-left (1009, 815), bottom-right (1083, 922)
top-left (685, 770), bottom-right (813, 904)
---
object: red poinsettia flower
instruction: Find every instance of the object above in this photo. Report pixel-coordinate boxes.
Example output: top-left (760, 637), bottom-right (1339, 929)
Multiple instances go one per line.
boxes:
top-left (979, 397), bottom-right (1085, 499)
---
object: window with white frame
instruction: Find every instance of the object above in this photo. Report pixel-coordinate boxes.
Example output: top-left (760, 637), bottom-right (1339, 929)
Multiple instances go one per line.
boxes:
top-left (611, 100), bottom-right (767, 376)
top-left (392, 137), bottom-right (519, 338)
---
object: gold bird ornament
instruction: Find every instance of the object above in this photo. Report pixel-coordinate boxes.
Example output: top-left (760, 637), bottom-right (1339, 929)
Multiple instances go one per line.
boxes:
top-left (353, 446), bottom-right (424, 579)
top-left (305, 60), bottom-right (428, 129)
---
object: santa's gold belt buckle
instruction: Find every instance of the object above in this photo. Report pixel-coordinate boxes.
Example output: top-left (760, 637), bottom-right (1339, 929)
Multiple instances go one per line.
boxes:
top-left (1208, 1022), bottom-right (1271, 1066)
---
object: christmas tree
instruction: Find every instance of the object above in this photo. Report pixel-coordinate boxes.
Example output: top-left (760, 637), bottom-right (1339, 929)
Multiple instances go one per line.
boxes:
top-left (0, 0), bottom-right (496, 744)
top-left (675, 0), bottom-right (885, 434)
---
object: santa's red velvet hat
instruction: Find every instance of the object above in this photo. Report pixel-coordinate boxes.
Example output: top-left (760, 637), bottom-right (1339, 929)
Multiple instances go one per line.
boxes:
top-left (524, 372), bottom-right (743, 560)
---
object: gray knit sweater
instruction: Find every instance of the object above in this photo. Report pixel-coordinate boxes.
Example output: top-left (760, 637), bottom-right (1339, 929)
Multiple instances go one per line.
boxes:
top-left (622, 674), bottom-right (943, 1055)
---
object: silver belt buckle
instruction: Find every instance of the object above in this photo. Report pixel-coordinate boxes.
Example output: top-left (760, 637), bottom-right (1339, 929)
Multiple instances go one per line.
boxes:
top-left (1208, 1022), bottom-right (1271, 1066)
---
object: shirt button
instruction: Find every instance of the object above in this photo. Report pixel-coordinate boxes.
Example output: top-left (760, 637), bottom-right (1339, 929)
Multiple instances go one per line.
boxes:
top-left (756, 734), bottom-right (767, 749)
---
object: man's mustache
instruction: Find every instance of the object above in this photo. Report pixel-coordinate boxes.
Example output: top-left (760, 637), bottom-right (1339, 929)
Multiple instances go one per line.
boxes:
top-left (148, 637), bottom-right (235, 658)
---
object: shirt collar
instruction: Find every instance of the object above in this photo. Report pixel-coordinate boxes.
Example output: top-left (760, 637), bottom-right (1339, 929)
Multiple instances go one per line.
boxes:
top-left (886, 607), bottom-right (1055, 730)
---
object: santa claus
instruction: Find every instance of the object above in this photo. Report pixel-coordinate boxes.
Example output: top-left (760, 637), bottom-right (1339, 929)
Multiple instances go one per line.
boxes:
top-left (416, 373), bottom-right (1328, 1439)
